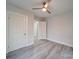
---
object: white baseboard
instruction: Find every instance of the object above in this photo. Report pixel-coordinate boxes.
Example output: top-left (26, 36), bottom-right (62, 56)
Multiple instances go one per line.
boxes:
top-left (26, 42), bottom-right (34, 46)
top-left (48, 39), bottom-right (73, 47)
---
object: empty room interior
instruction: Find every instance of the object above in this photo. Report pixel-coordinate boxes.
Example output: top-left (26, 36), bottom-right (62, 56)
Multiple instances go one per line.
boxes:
top-left (6, 0), bottom-right (73, 59)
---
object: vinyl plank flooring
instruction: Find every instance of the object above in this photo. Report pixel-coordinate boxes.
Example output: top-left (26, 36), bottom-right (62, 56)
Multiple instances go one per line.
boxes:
top-left (6, 39), bottom-right (73, 59)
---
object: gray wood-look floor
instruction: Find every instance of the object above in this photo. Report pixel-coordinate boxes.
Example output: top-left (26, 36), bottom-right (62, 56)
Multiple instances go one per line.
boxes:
top-left (6, 39), bottom-right (73, 59)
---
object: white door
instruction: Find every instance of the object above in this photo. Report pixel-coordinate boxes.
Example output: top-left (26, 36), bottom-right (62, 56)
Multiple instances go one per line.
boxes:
top-left (34, 21), bottom-right (39, 41)
top-left (8, 12), bottom-right (28, 52)
top-left (38, 21), bottom-right (47, 39)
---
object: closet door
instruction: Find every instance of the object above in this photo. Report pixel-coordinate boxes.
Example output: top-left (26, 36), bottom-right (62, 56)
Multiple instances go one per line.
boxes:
top-left (8, 12), bottom-right (28, 52)
top-left (38, 21), bottom-right (47, 39)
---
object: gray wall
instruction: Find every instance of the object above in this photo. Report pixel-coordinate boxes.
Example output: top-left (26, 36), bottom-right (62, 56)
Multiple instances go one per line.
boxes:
top-left (47, 11), bottom-right (73, 47)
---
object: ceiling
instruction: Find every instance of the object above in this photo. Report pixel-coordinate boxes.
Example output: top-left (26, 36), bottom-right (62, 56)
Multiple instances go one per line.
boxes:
top-left (6, 0), bottom-right (73, 17)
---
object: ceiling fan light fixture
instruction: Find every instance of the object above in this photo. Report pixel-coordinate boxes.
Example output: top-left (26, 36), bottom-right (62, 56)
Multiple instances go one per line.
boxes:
top-left (42, 8), bottom-right (47, 11)
top-left (44, 3), bottom-right (48, 8)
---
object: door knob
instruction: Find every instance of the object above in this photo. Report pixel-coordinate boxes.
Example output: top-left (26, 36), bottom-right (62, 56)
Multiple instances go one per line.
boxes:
top-left (24, 33), bottom-right (26, 35)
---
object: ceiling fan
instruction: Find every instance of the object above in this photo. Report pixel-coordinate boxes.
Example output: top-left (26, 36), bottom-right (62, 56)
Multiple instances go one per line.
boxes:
top-left (32, 0), bottom-right (52, 14)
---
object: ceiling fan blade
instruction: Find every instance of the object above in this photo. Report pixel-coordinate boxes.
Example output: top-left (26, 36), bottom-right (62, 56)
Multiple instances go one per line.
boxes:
top-left (32, 8), bottom-right (42, 10)
top-left (47, 9), bottom-right (51, 14)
